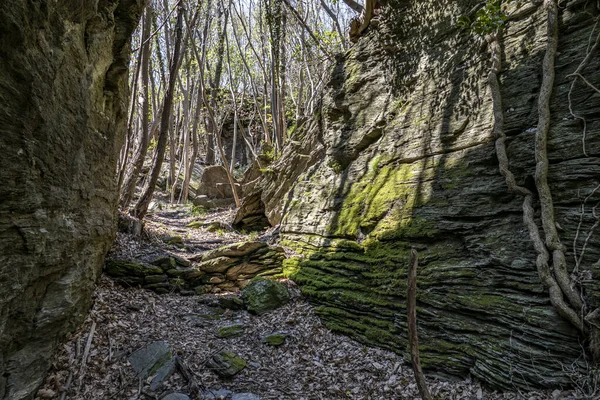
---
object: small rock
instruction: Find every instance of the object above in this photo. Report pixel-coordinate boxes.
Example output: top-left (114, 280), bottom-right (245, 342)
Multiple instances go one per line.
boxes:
top-left (217, 295), bottom-right (244, 310)
top-left (202, 242), bottom-right (267, 261)
top-left (150, 359), bottom-right (176, 390)
top-left (197, 256), bottom-right (238, 273)
top-left (200, 388), bottom-right (233, 399)
top-left (128, 341), bottom-right (172, 378)
top-left (263, 333), bottom-right (288, 346)
top-left (241, 277), bottom-right (290, 315)
top-left (205, 221), bottom-right (233, 232)
top-left (217, 324), bottom-right (245, 338)
top-left (105, 260), bottom-right (163, 277)
top-left (162, 393), bottom-right (191, 400)
top-left (166, 268), bottom-right (192, 277)
top-left (210, 276), bottom-right (224, 284)
top-left (151, 256), bottom-right (177, 269)
top-left (207, 351), bottom-right (246, 378)
top-left (145, 274), bottom-right (168, 284)
top-left (165, 236), bottom-right (185, 247)
top-left (231, 394), bottom-right (261, 400)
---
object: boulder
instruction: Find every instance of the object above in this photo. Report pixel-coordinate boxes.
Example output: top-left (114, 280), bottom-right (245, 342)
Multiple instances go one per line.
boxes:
top-left (196, 166), bottom-right (240, 199)
top-left (241, 278), bottom-right (290, 315)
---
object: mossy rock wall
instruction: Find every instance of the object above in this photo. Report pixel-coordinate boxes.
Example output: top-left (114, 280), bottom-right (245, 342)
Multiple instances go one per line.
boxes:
top-left (0, 1), bottom-right (143, 398)
top-left (271, 0), bottom-right (600, 390)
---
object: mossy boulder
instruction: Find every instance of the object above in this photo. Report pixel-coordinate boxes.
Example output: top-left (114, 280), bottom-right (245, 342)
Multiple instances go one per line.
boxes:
top-left (241, 277), bottom-right (290, 315)
top-left (105, 260), bottom-right (163, 277)
top-left (206, 351), bottom-right (246, 378)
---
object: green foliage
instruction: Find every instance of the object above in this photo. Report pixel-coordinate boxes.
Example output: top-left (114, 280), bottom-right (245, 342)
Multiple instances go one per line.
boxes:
top-left (191, 205), bottom-right (207, 216)
top-left (328, 160), bottom-right (344, 174)
top-left (457, 0), bottom-right (519, 35)
top-left (148, 138), bottom-right (158, 151)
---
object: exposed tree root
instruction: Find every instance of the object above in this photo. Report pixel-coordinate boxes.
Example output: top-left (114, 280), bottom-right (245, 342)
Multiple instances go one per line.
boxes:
top-left (486, 0), bottom-right (587, 333)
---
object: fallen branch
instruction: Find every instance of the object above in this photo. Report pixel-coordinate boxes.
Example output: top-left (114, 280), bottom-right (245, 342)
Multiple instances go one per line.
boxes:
top-left (76, 321), bottom-right (97, 393)
top-left (407, 249), bottom-right (432, 400)
top-left (175, 356), bottom-right (201, 394)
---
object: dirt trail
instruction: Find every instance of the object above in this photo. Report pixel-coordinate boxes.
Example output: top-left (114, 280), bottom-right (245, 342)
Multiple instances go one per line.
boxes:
top-left (37, 206), bottom-right (563, 400)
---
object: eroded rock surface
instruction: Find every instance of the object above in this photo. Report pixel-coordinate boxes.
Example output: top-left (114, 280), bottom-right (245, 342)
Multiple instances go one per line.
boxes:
top-left (0, 1), bottom-right (142, 398)
top-left (249, 0), bottom-right (600, 389)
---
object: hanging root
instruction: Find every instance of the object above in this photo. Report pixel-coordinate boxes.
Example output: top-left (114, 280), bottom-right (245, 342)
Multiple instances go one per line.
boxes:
top-left (486, 2), bottom-right (587, 333)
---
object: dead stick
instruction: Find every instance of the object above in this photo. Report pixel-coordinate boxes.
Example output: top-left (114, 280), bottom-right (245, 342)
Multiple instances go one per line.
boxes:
top-left (76, 321), bottom-right (97, 392)
top-left (59, 371), bottom-right (73, 400)
top-left (407, 249), bottom-right (432, 400)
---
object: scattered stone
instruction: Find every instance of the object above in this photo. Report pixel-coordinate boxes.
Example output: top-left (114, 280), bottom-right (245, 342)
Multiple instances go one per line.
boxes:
top-left (164, 235), bottom-right (185, 247)
top-left (241, 278), bottom-right (290, 315)
top-left (207, 351), bottom-right (246, 378)
top-left (217, 324), bottom-right (245, 339)
top-left (231, 393), bottom-right (260, 400)
top-left (200, 388), bottom-right (233, 399)
top-left (161, 393), bottom-right (191, 400)
top-left (205, 221), bottom-right (234, 232)
top-left (217, 295), bottom-right (244, 310)
top-left (127, 341), bottom-right (172, 378)
top-left (151, 256), bottom-right (177, 269)
top-left (145, 274), bottom-right (168, 284)
top-left (166, 268), bottom-right (191, 277)
top-left (145, 282), bottom-right (171, 294)
top-left (150, 359), bottom-right (176, 391)
top-left (263, 333), bottom-right (288, 346)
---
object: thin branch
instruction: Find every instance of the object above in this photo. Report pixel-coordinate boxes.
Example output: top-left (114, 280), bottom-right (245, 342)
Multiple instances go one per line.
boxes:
top-left (407, 249), bottom-right (432, 400)
top-left (281, 0), bottom-right (334, 61)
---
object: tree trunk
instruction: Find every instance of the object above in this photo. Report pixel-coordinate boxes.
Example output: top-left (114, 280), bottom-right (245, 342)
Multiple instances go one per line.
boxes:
top-left (133, 3), bottom-right (185, 220)
top-left (120, 3), bottom-right (153, 209)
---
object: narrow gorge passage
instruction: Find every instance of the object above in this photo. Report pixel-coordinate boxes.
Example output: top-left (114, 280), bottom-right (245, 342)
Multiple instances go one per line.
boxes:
top-left (38, 206), bottom-right (562, 400)
top-left (1, 0), bottom-right (600, 399)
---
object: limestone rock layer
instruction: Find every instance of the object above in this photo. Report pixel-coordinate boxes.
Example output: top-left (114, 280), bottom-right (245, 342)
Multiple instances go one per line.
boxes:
top-left (0, 1), bottom-right (142, 398)
top-left (254, 0), bottom-right (600, 389)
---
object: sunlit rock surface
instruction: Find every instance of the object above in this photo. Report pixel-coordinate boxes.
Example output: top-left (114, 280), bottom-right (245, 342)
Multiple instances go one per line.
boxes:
top-left (247, 0), bottom-right (600, 389)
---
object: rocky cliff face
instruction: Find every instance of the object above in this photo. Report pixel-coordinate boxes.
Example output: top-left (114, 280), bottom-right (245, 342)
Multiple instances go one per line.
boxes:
top-left (0, 1), bottom-right (141, 398)
top-left (248, 0), bottom-right (600, 389)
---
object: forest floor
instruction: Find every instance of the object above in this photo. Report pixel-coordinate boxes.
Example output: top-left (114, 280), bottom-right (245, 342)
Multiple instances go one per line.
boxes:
top-left (37, 205), bottom-right (576, 400)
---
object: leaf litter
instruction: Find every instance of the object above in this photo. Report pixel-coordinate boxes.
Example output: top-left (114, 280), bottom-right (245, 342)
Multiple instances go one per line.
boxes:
top-left (37, 206), bottom-right (577, 400)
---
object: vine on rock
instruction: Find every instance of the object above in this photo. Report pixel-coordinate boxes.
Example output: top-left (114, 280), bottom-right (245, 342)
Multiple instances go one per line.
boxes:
top-left (465, 0), bottom-right (600, 357)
